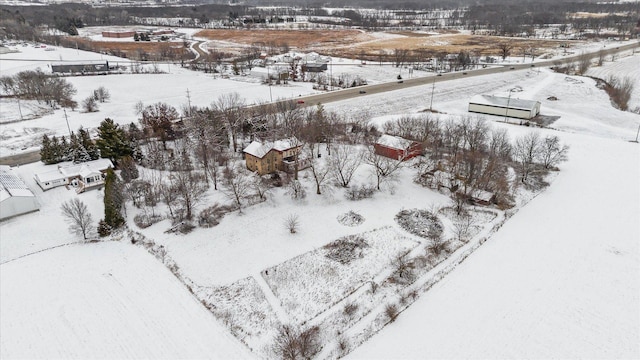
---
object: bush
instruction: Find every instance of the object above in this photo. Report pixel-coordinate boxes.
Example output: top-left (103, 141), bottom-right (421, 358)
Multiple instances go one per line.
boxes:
top-left (337, 210), bottom-right (365, 226)
top-left (343, 302), bottom-right (359, 319)
top-left (133, 214), bottom-right (162, 229)
top-left (323, 235), bottom-right (369, 265)
top-left (395, 209), bottom-right (443, 239)
top-left (345, 184), bottom-right (375, 201)
top-left (285, 214), bottom-right (299, 234)
top-left (97, 219), bottom-right (111, 237)
top-left (272, 325), bottom-right (321, 360)
top-left (198, 203), bottom-right (234, 228)
top-left (384, 303), bottom-right (399, 322)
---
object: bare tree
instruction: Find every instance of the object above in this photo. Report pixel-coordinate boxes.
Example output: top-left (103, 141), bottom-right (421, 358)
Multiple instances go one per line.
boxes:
top-left (513, 132), bottom-right (541, 183)
top-left (577, 52), bottom-right (592, 75)
top-left (82, 96), bottom-right (98, 113)
top-left (306, 148), bottom-right (331, 195)
top-left (330, 144), bottom-right (363, 187)
top-left (213, 92), bottom-right (246, 153)
top-left (538, 135), bottom-right (569, 169)
top-left (497, 42), bottom-right (513, 60)
top-left (140, 102), bottom-right (178, 150)
top-left (271, 325), bottom-right (320, 360)
top-left (285, 214), bottom-right (299, 234)
top-left (61, 198), bottom-right (93, 241)
top-left (93, 86), bottom-right (111, 103)
top-left (365, 148), bottom-right (404, 191)
top-left (452, 212), bottom-right (475, 242)
top-left (221, 163), bottom-right (252, 213)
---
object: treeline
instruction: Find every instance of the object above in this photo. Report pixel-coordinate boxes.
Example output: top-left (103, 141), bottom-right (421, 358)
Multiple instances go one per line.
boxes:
top-left (0, 69), bottom-right (77, 109)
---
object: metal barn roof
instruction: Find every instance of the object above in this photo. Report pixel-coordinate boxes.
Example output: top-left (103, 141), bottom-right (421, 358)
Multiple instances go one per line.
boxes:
top-left (470, 95), bottom-right (539, 111)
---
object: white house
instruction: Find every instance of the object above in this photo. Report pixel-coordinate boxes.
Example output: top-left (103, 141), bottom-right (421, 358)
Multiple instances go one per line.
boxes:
top-left (468, 94), bottom-right (541, 120)
top-left (34, 159), bottom-right (114, 193)
top-left (0, 166), bottom-right (39, 221)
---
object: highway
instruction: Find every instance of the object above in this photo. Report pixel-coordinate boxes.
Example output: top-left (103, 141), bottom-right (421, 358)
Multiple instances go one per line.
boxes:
top-left (1, 41), bottom-right (637, 166)
top-left (285, 41), bottom-right (640, 108)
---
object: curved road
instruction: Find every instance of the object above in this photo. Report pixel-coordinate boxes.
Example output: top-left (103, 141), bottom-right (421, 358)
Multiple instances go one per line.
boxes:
top-left (1, 42), bottom-right (637, 166)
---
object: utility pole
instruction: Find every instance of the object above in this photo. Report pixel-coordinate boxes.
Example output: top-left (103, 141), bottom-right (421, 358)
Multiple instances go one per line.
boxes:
top-left (64, 109), bottom-right (72, 138)
top-left (429, 75), bottom-right (436, 111)
top-left (504, 89), bottom-right (514, 123)
top-left (17, 98), bottom-right (23, 121)
top-left (186, 88), bottom-right (192, 117)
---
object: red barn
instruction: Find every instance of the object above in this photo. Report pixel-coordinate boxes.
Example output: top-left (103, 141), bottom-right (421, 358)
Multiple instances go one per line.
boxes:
top-left (374, 134), bottom-right (422, 161)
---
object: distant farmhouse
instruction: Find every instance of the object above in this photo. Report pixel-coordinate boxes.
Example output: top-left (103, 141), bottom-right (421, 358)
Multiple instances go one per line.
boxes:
top-left (51, 61), bottom-right (110, 75)
top-left (374, 134), bottom-right (423, 161)
top-left (0, 166), bottom-right (39, 221)
top-left (34, 159), bottom-right (114, 193)
top-left (243, 138), bottom-right (309, 175)
top-left (468, 95), bottom-right (541, 120)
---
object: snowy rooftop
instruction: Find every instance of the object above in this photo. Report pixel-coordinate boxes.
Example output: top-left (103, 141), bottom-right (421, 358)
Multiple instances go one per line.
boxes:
top-left (243, 138), bottom-right (299, 158)
top-left (58, 159), bottom-right (114, 178)
top-left (376, 134), bottom-right (414, 150)
top-left (470, 94), bottom-right (540, 111)
top-left (0, 165), bottom-right (35, 201)
top-left (50, 60), bottom-right (109, 66)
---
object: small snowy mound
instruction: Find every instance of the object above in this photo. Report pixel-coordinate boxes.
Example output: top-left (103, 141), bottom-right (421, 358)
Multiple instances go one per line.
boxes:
top-left (395, 209), bottom-right (443, 239)
top-left (337, 210), bottom-right (365, 227)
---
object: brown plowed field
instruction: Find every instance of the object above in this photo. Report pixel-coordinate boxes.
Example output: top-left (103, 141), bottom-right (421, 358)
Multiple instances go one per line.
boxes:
top-left (66, 28), bottom-right (569, 61)
top-left (194, 29), bottom-right (567, 59)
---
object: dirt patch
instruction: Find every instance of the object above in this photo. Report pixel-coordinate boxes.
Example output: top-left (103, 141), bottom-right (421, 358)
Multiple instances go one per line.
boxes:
top-left (195, 28), bottom-right (370, 50)
top-left (61, 37), bottom-right (191, 60)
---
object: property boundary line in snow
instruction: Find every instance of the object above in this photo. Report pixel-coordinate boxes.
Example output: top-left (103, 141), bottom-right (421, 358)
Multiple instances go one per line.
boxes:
top-left (325, 188), bottom-right (550, 359)
top-left (0, 241), bottom-right (79, 265)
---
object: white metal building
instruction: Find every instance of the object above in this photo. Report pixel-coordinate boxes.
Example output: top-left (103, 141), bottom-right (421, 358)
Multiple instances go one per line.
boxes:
top-left (0, 166), bottom-right (39, 221)
top-left (468, 95), bottom-right (541, 120)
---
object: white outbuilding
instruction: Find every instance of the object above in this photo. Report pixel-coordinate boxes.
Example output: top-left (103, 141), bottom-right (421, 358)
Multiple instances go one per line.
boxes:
top-left (468, 95), bottom-right (541, 120)
top-left (0, 166), bottom-right (39, 221)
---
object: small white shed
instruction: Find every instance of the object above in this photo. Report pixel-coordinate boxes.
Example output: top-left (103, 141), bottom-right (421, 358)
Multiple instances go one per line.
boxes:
top-left (0, 166), bottom-right (39, 221)
top-left (469, 95), bottom-right (541, 120)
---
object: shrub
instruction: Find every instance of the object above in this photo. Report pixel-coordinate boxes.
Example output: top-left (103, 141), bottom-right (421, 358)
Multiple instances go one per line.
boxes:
top-left (343, 302), bottom-right (359, 319)
top-left (133, 214), bottom-right (162, 229)
top-left (97, 219), bottom-right (111, 237)
top-left (198, 203), bottom-right (234, 228)
top-left (395, 209), bottom-right (443, 239)
top-left (345, 184), bottom-right (375, 201)
top-left (384, 303), bottom-right (399, 322)
top-left (285, 214), bottom-right (300, 234)
top-left (323, 235), bottom-right (369, 264)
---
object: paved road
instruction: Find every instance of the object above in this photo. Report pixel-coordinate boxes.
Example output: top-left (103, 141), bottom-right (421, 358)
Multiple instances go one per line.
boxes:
top-left (288, 41), bottom-right (640, 108)
top-left (1, 42), bottom-right (637, 167)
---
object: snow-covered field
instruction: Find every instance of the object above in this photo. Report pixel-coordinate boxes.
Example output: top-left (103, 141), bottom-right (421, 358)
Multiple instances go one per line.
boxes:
top-left (1, 37), bottom-right (639, 359)
top-left (586, 51), bottom-right (640, 111)
top-left (0, 241), bottom-right (250, 359)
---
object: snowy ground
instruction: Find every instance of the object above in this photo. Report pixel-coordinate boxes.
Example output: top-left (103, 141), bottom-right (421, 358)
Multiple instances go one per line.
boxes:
top-left (0, 241), bottom-right (250, 359)
top-left (349, 131), bottom-right (639, 359)
top-left (1, 37), bottom-right (639, 359)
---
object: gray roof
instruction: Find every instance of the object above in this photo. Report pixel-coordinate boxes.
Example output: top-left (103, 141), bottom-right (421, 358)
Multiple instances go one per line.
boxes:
top-left (470, 95), bottom-right (539, 111)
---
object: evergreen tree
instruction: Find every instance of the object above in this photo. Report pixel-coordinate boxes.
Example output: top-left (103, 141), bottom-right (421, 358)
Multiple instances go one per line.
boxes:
top-left (60, 135), bottom-right (70, 162)
top-left (78, 127), bottom-right (100, 160)
top-left (119, 155), bottom-right (139, 183)
top-left (104, 168), bottom-right (125, 229)
top-left (40, 134), bottom-right (54, 164)
top-left (96, 118), bottom-right (133, 165)
top-left (50, 136), bottom-right (63, 164)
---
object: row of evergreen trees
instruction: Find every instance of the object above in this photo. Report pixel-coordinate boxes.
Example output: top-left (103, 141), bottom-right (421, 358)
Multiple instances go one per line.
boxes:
top-left (40, 119), bottom-right (143, 166)
top-left (40, 127), bottom-right (99, 165)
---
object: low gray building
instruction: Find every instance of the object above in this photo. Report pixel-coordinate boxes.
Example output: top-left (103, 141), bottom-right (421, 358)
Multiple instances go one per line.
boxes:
top-left (51, 61), bottom-right (109, 74)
